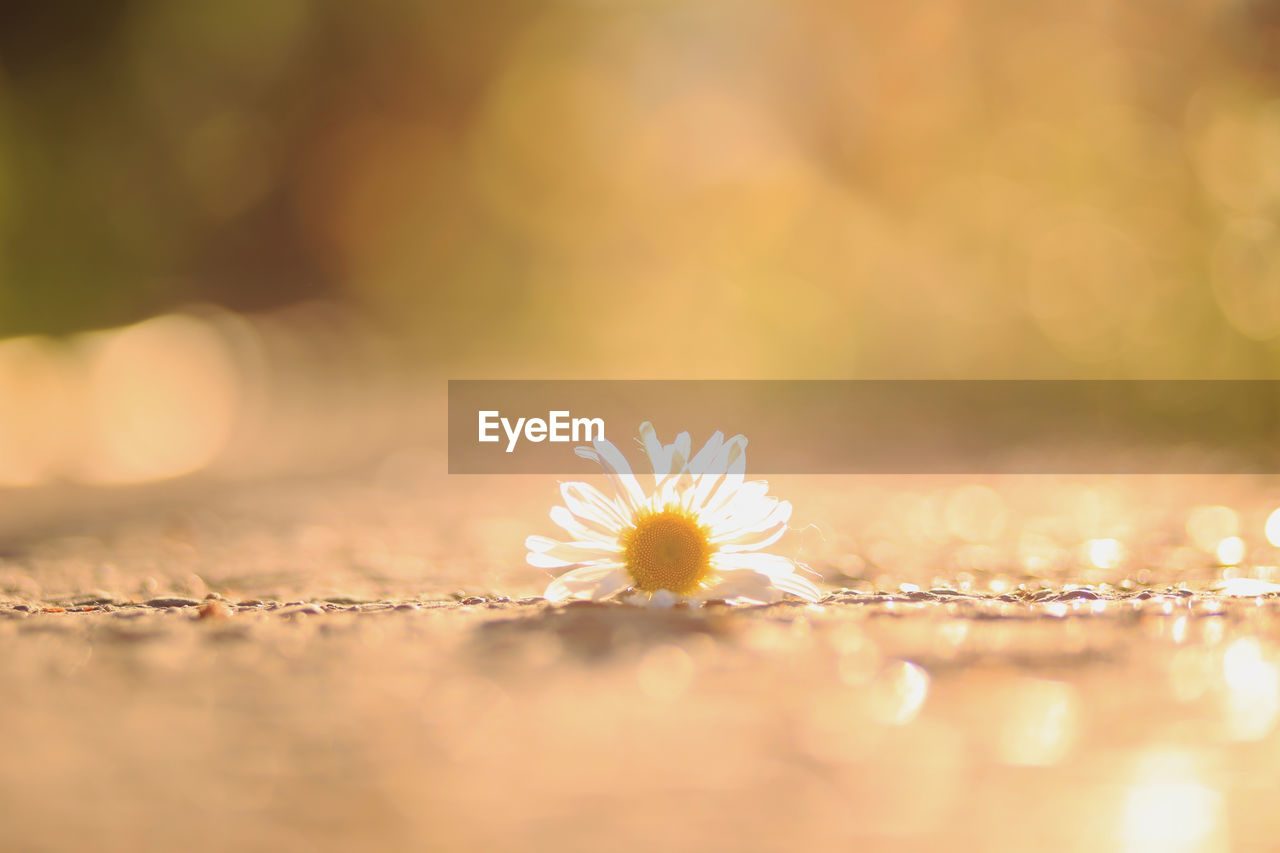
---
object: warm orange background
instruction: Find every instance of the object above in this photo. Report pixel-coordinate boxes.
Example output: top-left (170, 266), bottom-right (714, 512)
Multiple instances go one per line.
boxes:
top-left (2, 0), bottom-right (1279, 378)
top-left (2, 1), bottom-right (1279, 488)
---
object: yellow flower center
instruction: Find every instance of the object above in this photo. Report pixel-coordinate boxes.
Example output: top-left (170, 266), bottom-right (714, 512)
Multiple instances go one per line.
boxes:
top-left (621, 506), bottom-right (714, 595)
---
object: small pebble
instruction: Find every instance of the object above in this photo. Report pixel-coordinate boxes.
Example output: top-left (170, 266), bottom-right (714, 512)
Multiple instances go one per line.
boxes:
top-left (198, 600), bottom-right (234, 620)
top-left (281, 603), bottom-right (324, 616)
top-left (461, 596), bottom-right (486, 605)
top-left (146, 597), bottom-right (200, 608)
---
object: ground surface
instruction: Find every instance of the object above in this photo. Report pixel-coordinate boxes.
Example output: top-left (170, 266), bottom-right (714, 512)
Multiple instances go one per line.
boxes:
top-left (3, 456), bottom-right (1280, 852)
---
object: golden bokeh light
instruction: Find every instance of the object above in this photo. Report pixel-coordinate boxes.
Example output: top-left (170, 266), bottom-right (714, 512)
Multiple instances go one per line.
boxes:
top-left (1266, 508), bottom-right (1280, 548)
top-left (1222, 638), bottom-right (1280, 741)
top-left (868, 661), bottom-right (930, 727)
top-left (1, 0), bottom-right (1280, 379)
top-left (994, 679), bottom-right (1080, 768)
top-left (0, 336), bottom-right (75, 486)
top-left (1187, 506), bottom-right (1240, 553)
top-left (636, 644), bottom-right (696, 703)
top-left (74, 313), bottom-right (240, 484)
top-left (1086, 538), bottom-right (1123, 570)
top-left (1215, 536), bottom-right (1246, 567)
top-left (1121, 750), bottom-right (1224, 853)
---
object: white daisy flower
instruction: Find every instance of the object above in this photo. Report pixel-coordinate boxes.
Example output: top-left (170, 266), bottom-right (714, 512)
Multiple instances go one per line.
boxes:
top-left (527, 422), bottom-right (821, 605)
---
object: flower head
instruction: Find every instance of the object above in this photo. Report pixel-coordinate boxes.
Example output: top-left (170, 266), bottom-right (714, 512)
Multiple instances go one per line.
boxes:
top-left (527, 422), bottom-right (821, 605)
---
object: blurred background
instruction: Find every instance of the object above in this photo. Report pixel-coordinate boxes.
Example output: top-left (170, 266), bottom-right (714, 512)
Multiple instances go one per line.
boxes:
top-left (2, 0), bottom-right (1280, 485)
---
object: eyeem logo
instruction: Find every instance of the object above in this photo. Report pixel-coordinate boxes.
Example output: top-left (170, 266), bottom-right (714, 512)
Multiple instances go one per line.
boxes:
top-left (451, 380), bottom-right (1280, 474)
top-left (478, 410), bottom-right (605, 453)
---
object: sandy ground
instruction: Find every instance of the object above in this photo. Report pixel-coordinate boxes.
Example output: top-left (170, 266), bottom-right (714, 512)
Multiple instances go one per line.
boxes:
top-left (3, 456), bottom-right (1280, 852)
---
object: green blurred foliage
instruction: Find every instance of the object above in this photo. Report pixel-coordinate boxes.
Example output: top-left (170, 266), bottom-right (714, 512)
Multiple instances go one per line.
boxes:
top-left (1, 0), bottom-right (1280, 377)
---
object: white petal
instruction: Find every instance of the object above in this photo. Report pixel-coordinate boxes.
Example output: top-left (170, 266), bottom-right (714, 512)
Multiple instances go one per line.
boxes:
top-left (687, 431), bottom-right (724, 476)
top-left (671, 467), bottom-right (696, 503)
top-left (771, 571), bottom-right (821, 601)
top-left (550, 505), bottom-right (619, 545)
top-left (694, 436), bottom-right (750, 516)
top-left (658, 476), bottom-right (681, 508)
top-left (709, 561), bottom-right (819, 601)
top-left (544, 564), bottom-right (628, 602)
top-left (670, 432), bottom-right (691, 466)
top-left (713, 551), bottom-right (800, 577)
top-left (671, 432), bottom-right (692, 469)
top-left (587, 567), bottom-right (632, 600)
top-left (576, 439), bottom-right (647, 511)
top-left (561, 482), bottom-right (629, 529)
top-left (711, 554), bottom-right (820, 600)
top-left (712, 498), bottom-right (792, 545)
top-left (698, 570), bottom-right (783, 604)
top-left (716, 481), bottom-right (773, 518)
top-left (716, 519), bottom-right (788, 552)
top-left (526, 536), bottom-right (619, 563)
top-left (646, 589), bottom-right (680, 609)
top-left (703, 481), bottom-right (771, 531)
top-left (639, 422), bottom-right (671, 481)
top-left (529, 552), bottom-right (614, 570)
top-left (690, 473), bottom-right (723, 515)
top-left (528, 551), bottom-right (577, 569)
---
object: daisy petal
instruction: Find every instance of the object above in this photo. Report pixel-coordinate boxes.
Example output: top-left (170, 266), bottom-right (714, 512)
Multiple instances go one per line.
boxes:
top-left (696, 436), bottom-right (750, 515)
top-left (561, 482), bottom-right (629, 529)
top-left (550, 505), bottom-right (619, 545)
top-left (708, 558), bottom-right (819, 600)
top-left (526, 536), bottom-right (619, 563)
top-left (528, 551), bottom-right (584, 569)
top-left (703, 481), bottom-right (771, 531)
top-left (671, 432), bottom-right (692, 470)
top-left (639, 422), bottom-right (672, 482)
top-left (687, 431), bottom-right (724, 477)
top-left (544, 564), bottom-right (628, 602)
top-left (659, 476), bottom-right (681, 508)
top-left (699, 570), bottom-right (784, 604)
top-left (771, 571), bottom-right (821, 601)
top-left (716, 519), bottom-right (788, 552)
top-left (713, 551), bottom-right (801, 577)
top-left (576, 440), bottom-right (647, 511)
top-left (647, 589), bottom-right (680, 609)
top-left (712, 499), bottom-right (792, 545)
top-left (588, 568), bottom-right (633, 600)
